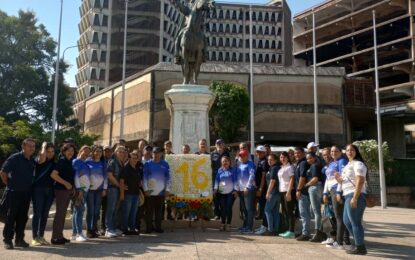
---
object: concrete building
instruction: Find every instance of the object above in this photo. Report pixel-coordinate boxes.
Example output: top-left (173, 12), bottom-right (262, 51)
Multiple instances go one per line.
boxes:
top-left (73, 0), bottom-right (293, 122)
top-left (205, 0), bottom-right (292, 66)
top-left (81, 63), bottom-right (345, 147)
top-left (293, 0), bottom-right (415, 157)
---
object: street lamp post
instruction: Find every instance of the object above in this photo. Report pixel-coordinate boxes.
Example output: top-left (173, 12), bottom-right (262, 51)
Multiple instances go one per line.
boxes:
top-left (119, 0), bottom-right (129, 140)
top-left (51, 0), bottom-right (63, 144)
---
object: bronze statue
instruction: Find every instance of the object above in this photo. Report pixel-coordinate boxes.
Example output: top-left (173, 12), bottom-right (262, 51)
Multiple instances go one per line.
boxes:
top-left (173, 0), bottom-right (215, 84)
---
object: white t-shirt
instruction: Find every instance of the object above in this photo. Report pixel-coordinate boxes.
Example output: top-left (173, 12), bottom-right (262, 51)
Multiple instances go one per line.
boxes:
top-left (278, 164), bottom-right (294, 192)
top-left (340, 160), bottom-right (367, 196)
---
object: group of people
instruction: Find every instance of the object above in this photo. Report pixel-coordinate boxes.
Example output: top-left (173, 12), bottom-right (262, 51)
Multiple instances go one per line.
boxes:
top-left (0, 137), bottom-right (369, 255)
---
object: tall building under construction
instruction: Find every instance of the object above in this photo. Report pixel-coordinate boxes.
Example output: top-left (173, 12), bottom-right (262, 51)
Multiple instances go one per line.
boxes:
top-left (293, 0), bottom-right (415, 157)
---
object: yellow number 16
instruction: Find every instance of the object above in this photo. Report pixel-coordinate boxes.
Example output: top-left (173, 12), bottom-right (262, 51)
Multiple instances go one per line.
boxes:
top-left (176, 158), bottom-right (209, 192)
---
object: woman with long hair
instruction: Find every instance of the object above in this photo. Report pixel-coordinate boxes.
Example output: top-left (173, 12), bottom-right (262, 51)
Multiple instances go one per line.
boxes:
top-left (335, 144), bottom-right (368, 255)
top-left (71, 145), bottom-right (91, 242)
top-left (31, 142), bottom-right (56, 246)
top-left (51, 143), bottom-right (76, 245)
top-left (277, 151), bottom-right (296, 238)
top-left (263, 153), bottom-right (281, 235)
top-left (86, 145), bottom-right (107, 238)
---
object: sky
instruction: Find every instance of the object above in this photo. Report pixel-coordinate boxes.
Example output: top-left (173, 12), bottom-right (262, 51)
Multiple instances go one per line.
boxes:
top-left (0, 0), bottom-right (323, 88)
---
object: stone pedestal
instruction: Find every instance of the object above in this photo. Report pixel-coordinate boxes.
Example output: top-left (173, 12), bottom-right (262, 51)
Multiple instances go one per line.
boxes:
top-left (164, 84), bottom-right (215, 154)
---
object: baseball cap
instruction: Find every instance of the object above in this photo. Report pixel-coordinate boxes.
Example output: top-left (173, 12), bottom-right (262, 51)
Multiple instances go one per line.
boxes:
top-left (144, 145), bottom-right (153, 151)
top-left (164, 140), bottom-right (172, 145)
top-left (103, 145), bottom-right (112, 151)
top-left (152, 146), bottom-right (162, 153)
top-left (215, 139), bottom-right (224, 144)
top-left (307, 142), bottom-right (319, 149)
top-left (256, 145), bottom-right (266, 152)
top-left (239, 149), bottom-right (249, 157)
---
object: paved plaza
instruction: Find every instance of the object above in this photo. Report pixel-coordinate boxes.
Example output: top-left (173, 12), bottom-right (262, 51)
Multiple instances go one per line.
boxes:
top-left (0, 206), bottom-right (414, 259)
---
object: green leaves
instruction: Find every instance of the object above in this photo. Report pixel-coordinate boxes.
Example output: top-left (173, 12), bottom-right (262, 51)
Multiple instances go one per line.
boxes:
top-left (209, 81), bottom-right (250, 143)
top-left (353, 140), bottom-right (393, 171)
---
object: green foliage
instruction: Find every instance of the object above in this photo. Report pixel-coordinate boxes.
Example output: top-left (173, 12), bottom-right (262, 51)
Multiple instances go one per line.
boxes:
top-left (0, 117), bottom-right (44, 159)
top-left (385, 159), bottom-right (415, 186)
top-left (53, 126), bottom-right (99, 148)
top-left (209, 81), bottom-right (249, 143)
top-left (0, 10), bottom-right (56, 123)
top-left (353, 140), bottom-right (393, 171)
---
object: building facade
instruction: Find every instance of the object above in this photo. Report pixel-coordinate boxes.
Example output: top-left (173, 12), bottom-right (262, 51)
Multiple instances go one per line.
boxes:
top-left (293, 0), bottom-right (415, 157)
top-left (74, 0), bottom-right (293, 121)
top-left (81, 63), bottom-right (345, 147)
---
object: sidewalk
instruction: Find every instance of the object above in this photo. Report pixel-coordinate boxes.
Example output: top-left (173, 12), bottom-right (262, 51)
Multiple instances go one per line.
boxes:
top-left (0, 206), bottom-right (414, 259)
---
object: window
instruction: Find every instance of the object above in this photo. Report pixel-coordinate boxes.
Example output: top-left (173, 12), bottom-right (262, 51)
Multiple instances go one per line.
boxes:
top-left (219, 38), bottom-right (223, 46)
top-left (218, 52), bottom-right (223, 61)
top-left (102, 15), bottom-right (108, 26)
top-left (219, 24), bottom-right (223, 33)
top-left (91, 50), bottom-right (98, 62)
top-left (265, 12), bottom-right (269, 22)
top-left (245, 53), bottom-right (250, 62)
top-left (232, 38), bottom-right (237, 47)
top-left (103, 0), bottom-right (108, 8)
top-left (92, 32), bottom-right (99, 43)
top-left (252, 26), bottom-right (256, 34)
top-left (271, 54), bottom-right (276, 63)
top-left (258, 54), bottom-right (263, 63)
top-left (245, 11), bottom-right (249, 20)
top-left (100, 51), bottom-right (106, 62)
top-left (239, 11), bottom-right (243, 20)
top-left (212, 23), bottom-right (217, 32)
top-left (94, 0), bottom-right (100, 8)
top-left (212, 37), bottom-right (217, 46)
top-left (226, 24), bottom-right (230, 33)
top-left (277, 55), bottom-right (282, 64)
top-left (90, 69), bottom-right (97, 80)
top-left (232, 24), bottom-right (237, 33)
top-left (206, 23), bottom-right (210, 32)
top-left (252, 12), bottom-right (256, 21)
top-left (277, 41), bottom-right (282, 50)
top-left (239, 25), bottom-right (243, 34)
top-left (232, 11), bottom-right (237, 20)
top-left (265, 26), bottom-right (269, 35)
top-left (265, 40), bottom-right (269, 48)
top-left (239, 39), bottom-right (243, 48)
top-left (271, 27), bottom-right (276, 35)
top-left (271, 40), bottom-right (276, 49)
top-left (225, 52), bottom-right (230, 61)
top-left (258, 12), bottom-right (263, 21)
top-left (89, 87), bottom-right (95, 96)
top-left (219, 10), bottom-right (223, 19)
top-left (212, 52), bottom-right (217, 60)
top-left (225, 38), bottom-right (230, 47)
top-left (271, 13), bottom-right (276, 22)
top-left (232, 52), bottom-right (237, 62)
top-left (245, 25), bottom-right (249, 34)
top-left (245, 39), bottom-right (249, 48)
top-left (99, 69), bottom-right (105, 80)
top-left (239, 53), bottom-right (243, 62)
top-left (253, 53), bottom-right (257, 62)
top-left (258, 40), bottom-right (263, 49)
top-left (102, 33), bottom-right (107, 44)
top-left (253, 39), bottom-right (256, 48)
top-left (264, 54), bottom-right (269, 63)
top-left (226, 10), bottom-right (230, 19)
top-left (93, 15), bottom-right (100, 26)
top-left (258, 26), bottom-right (263, 35)
top-left (277, 27), bottom-right (282, 36)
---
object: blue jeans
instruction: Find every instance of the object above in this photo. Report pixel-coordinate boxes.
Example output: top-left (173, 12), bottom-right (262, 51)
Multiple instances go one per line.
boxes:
top-left (344, 193), bottom-right (366, 246)
top-left (32, 187), bottom-right (54, 238)
top-left (72, 191), bottom-right (88, 235)
top-left (309, 185), bottom-right (322, 230)
top-left (105, 187), bottom-right (119, 231)
top-left (298, 194), bottom-right (311, 235)
top-left (264, 192), bottom-right (281, 232)
top-left (86, 190), bottom-right (103, 231)
top-left (239, 190), bottom-right (256, 230)
top-left (122, 194), bottom-right (139, 231)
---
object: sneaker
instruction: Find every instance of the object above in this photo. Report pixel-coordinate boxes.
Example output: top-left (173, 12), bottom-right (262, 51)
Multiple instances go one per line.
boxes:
top-left (39, 237), bottom-right (50, 245)
top-left (75, 234), bottom-right (88, 242)
top-left (70, 234), bottom-right (77, 240)
top-left (238, 226), bottom-right (246, 232)
top-left (309, 230), bottom-right (325, 243)
top-left (105, 230), bottom-right (117, 238)
top-left (31, 238), bottom-right (42, 246)
top-left (4, 241), bottom-right (14, 250)
top-left (321, 237), bottom-right (335, 245)
top-left (278, 231), bottom-right (289, 237)
top-left (241, 228), bottom-right (253, 234)
top-left (15, 240), bottom-right (29, 248)
top-left (255, 228), bottom-right (267, 235)
top-left (326, 241), bottom-right (344, 250)
top-left (344, 244), bottom-right (354, 251)
top-left (115, 229), bottom-right (123, 236)
top-left (296, 234), bottom-right (311, 241)
top-left (254, 225), bottom-right (266, 233)
top-left (346, 245), bottom-right (367, 255)
top-left (62, 237), bottom-right (70, 243)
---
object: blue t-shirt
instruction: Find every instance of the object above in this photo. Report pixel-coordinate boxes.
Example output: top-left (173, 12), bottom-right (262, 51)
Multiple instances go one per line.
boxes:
top-left (214, 167), bottom-right (237, 194)
top-left (236, 160), bottom-right (256, 191)
top-left (73, 159), bottom-right (91, 192)
top-left (33, 159), bottom-right (55, 189)
top-left (86, 159), bottom-right (107, 190)
top-left (143, 160), bottom-right (171, 196)
top-left (1, 152), bottom-right (35, 192)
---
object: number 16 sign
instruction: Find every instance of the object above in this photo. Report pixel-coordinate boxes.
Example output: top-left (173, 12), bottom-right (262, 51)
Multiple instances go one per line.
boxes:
top-left (165, 154), bottom-right (213, 200)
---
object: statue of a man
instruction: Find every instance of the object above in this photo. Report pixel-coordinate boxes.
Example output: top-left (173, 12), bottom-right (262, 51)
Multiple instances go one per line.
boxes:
top-left (173, 0), bottom-right (210, 65)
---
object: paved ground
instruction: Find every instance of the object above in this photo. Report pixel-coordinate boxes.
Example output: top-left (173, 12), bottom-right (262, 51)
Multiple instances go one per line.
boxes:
top-left (0, 206), bottom-right (414, 259)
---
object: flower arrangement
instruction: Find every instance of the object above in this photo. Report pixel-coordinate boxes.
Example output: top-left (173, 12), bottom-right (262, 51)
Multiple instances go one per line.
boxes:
top-left (166, 194), bottom-right (213, 217)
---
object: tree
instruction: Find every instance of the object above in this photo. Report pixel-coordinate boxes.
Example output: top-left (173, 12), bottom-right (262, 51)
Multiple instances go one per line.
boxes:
top-left (0, 10), bottom-right (56, 123)
top-left (209, 81), bottom-right (250, 143)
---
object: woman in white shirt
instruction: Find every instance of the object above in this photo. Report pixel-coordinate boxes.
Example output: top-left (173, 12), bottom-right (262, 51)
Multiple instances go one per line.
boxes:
top-left (335, 144), bottom-right (368, 255)
top-left (277, 152), bottom-right (295, 238)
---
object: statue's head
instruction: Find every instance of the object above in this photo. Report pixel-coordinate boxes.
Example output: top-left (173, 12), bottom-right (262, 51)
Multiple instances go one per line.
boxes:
top-left (194, 0), bottom-right (215, 11)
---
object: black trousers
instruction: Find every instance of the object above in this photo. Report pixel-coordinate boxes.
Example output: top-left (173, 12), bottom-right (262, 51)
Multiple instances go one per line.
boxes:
top-left (280, 191), bottom-right (296, 232)
top-left (3, 190), bottom-right (31, 243)
top-left (330, 189), bottom-right (350, 244)
top-left (145, 196), bottom-right (164, 231)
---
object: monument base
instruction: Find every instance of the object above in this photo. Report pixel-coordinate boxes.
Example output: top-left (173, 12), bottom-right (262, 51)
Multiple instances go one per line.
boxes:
top-left (164, 84), bottom-right (215, 154)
